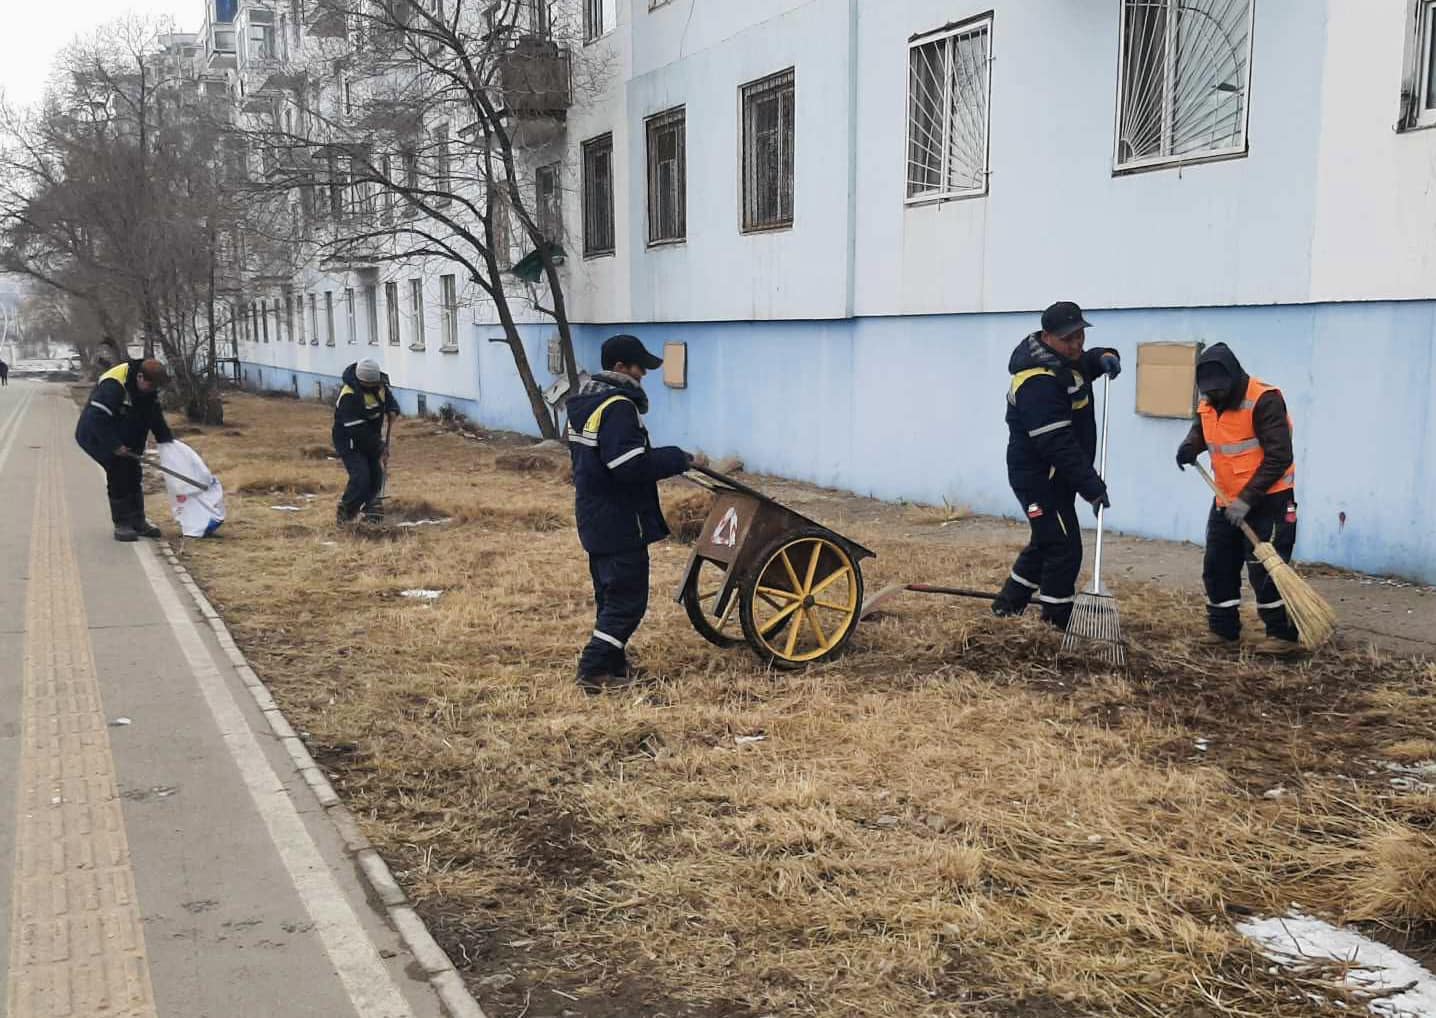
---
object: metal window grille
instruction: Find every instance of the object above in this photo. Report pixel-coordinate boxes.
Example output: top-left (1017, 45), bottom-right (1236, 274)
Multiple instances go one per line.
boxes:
top-left (535, 163), bottom-right (562, 243)
top-left (345, 288), bottom-right (357, 343)
top-left (365, 286), bottom-right (380, 345)
top-left (646, 108), bottom-right (686, 244)
top-left (325, 291), bottom-right (336, 346)
top-left (583, 0), bottom-right (604, 42)
top-left (409, 278), bottom-right (425, 348)
top-left (385, 282), bottom-right (401, 345)
top-left (1421, 0), bottom-right (1436, 120)
top-left (582, 133), bottom-right (615, 256)
top-left (906, 17), bottom-right (992, 201)
top-left (1116, 0), bottom-right (1253, 171)
top-left (741, 69), bottom-right (795, 232)
top-left (440, 275), bottom-right (458, 348)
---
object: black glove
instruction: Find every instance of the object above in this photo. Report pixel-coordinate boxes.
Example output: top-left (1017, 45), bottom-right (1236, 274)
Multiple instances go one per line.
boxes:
top-left (1100, 353), bottom-right (1122, 380)
top-left (1176, 446), bottom-right (1199, 471)
top-left (1087, 489), bottom-right (1111, 518)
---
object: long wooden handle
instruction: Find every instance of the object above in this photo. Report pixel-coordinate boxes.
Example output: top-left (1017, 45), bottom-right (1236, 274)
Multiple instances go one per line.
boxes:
top-left (1191, 461), bottom-right (1264, 548)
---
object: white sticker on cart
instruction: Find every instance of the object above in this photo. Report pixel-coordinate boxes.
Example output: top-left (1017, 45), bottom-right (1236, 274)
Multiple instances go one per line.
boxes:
top-left (712, 507), bottom-right (740, 548)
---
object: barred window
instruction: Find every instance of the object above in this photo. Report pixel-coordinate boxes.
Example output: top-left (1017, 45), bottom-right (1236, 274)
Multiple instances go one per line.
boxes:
top-left (907, 16), bottom-right (992, 202)
top-left (582, 133), bottom-right (615, 257)
top-left (583, 0), bottom-right (606, 42)
top-left (1116, 0), bottom-right (1254, 171)
top-left (646, 107), bottom-right (685, 244)
top-left (741, 69), bottom-right (795, 232)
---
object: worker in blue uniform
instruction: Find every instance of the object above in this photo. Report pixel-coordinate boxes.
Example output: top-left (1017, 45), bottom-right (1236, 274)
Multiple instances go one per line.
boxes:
top-left (566, 335), bottom-right (692, 692)
top-left (74, 357), bottom-right (175, 541)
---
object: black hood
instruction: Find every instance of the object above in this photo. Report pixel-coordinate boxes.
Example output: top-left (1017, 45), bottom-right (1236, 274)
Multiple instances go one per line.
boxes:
top-left (1196, 343), bottom-right (1249, 411)
top-left (1008, 331), bottom-right (1071, 375)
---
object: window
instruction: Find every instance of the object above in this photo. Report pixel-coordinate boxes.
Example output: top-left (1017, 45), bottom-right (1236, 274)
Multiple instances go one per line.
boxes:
top-left (385, 281), bottom-right (401, 345)
top-left (409, 278), bottom-right (425, 350)
top-left (439, 274), bottom-right (458, 350)
top-left (345, 287), bottom-right (357, 343)
top-left (324, 291), bottom-right (336, 346)
top-left (365, 285), bottom-right (380, 345)
top-left (583, 0), bottom-right (606, 42)
top-left (249, 10), bottom-right (276, 60)
top-left (741, 69), bottom-right (795, 232)
top-left (308, 293), bottom-right (318, 345)
top-left (1115, 0), bottom-right (1254, 172)
top-left (401, 148), bottom-right (419, 217)
top-left (646, 108), bottom-right (685, 244)
top-left (285, 295), bottom-right (294, 341)
top-left (381, 154), bottom-right (395, 225)
top-left (433, 123), bottom-right (452, 194)
top-left (582, 133), bottom-right (615, 256)
top-left (535, 162), bottom-right (561, 243)
top-left (1403, 0), bottom-right (1436, 130)
top-left (327, 151), bottom-right (345, 221)
top-left (907, 16), bottom-right (992, 202)
top-left (489, 187), bottom-right (513, 268)
top-left (260, 299), bottom-right (270, 342)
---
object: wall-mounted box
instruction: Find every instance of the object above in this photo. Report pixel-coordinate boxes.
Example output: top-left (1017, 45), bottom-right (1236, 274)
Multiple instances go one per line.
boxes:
top-left (663, 342), bottom-right (687, 389)
top-left (1135, 341), bottom-right (1202, 419)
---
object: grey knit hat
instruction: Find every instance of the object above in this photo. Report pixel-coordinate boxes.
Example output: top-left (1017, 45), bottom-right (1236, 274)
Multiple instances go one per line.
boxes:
top-left (355, 358), bottom-right (382, 384)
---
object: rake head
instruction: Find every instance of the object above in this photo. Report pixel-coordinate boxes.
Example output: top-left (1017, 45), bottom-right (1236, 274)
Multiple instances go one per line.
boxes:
top-left (1061, 591), bottom-right (1127, 668)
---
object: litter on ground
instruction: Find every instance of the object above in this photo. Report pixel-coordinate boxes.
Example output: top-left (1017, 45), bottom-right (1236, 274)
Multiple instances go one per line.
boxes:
top-left (270, 505), bottom-right (304, 512)
top-left (1237, 909), bottom-right (1436, 1017)
top-left (400, 589), bottom-right (444, 601)
top-left (394, 518), bottom-right (452, 528)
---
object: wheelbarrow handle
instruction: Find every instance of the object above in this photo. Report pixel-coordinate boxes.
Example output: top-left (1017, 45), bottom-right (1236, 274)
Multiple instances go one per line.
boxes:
top-left (683, 462), bottom-right (771, 502)
top-left (904, 583), bottom-right (1001, 602)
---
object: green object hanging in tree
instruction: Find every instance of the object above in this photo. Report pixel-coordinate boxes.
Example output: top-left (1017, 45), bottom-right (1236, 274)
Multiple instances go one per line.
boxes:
top-left (510, 242), bottom-right (566, 283)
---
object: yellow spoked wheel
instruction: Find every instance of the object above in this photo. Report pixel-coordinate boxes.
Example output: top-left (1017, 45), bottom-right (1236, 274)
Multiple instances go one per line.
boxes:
top-left (681, 557), bottom-right (744, 649)
top-left (739, 529), bottom-right (864, 669)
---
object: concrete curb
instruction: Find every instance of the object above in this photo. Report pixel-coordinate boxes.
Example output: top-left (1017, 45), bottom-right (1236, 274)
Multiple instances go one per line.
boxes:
top-left (157, 542), bottom-right (488, 1018)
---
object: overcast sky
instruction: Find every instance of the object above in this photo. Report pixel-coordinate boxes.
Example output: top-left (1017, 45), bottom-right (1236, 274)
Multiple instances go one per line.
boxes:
top-left (0, 0), bottom-right (200, 109)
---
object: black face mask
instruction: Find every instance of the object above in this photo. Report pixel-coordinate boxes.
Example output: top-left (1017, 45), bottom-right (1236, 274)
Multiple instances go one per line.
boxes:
top-left (1202, 387), bottom-right (1229, 406)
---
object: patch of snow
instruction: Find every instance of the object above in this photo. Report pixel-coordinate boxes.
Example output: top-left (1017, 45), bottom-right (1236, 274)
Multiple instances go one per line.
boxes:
top-left (734, 734), bottom-right (767, 745)
top-left (400, 589), bottom-right (443, 601)
top-left (109, 717), bottom-right (133, 727)
top-left (1237, 909), bottom-right (1436, 1017)
top-left (394, 518), bottom-right (452, 529)
top-left (270, 505), bottom-right (304, 512)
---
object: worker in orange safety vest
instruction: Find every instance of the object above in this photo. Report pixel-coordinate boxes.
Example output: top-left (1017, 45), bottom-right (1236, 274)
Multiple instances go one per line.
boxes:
top-left (1175, 343), bottom-right (1301, 655)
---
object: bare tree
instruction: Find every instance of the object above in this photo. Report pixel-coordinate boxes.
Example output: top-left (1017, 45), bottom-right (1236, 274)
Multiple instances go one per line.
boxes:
top-left (231, 0), bottom-right (603, 438)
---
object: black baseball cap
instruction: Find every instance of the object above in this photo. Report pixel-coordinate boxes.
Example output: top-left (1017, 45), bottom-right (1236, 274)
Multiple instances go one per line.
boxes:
top-left (601, 334), bottom-right (663, 371)
top-left (1041, 301), bottom-right (1092, 340)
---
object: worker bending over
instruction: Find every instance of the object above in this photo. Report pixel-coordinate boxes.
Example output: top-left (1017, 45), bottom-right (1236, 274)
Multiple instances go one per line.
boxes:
top-left (74, 357), bottom-right (174, 541)
top-left (1176, 343), bottom-right (1301, 655)
top-left (333, 358), bottom-right (400, 524)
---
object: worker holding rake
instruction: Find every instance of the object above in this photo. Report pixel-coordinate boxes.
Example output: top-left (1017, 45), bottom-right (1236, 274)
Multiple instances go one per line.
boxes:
top-left (1176, 343), bottom-right (1303, 655)
top-left (333, 357), bottom-right (400, 525)
top-left (992, 301), bottom-right (1122, 629)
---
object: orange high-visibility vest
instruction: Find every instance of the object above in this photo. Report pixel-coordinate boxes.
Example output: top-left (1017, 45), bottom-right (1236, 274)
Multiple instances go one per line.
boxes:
top-left (1198, 377), bottom-right (1295, 502)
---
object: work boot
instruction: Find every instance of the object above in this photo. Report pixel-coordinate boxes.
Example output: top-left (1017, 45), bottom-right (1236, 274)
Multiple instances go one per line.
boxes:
top-left (112, 521), bottom-right (140, 542)
top-left (1252, 636), bottom-right (1303, 657)
top-left (110, 497), bottom-right (140, 542)
top-left (576, 672), bottom-right (639, 695)
top-left (132, 515), bottom-right (162, 539)
top-left (1197, 631), bottom-right (1240, 649)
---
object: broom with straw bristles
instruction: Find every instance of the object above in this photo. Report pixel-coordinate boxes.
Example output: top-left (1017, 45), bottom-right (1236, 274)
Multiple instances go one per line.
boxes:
top-left (1192, 462), bottom-right (1336, 650)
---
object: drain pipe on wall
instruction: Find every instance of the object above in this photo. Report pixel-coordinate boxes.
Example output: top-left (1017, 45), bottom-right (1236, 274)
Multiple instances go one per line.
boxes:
top-left (844, 0), bottom-right (860, 320)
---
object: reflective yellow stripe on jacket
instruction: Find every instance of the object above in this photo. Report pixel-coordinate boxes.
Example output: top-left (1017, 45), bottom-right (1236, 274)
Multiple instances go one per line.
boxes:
top-left (1009, 367), bottom-right (1089, 411)
top-left (566, 395), bottom-right (633, 448)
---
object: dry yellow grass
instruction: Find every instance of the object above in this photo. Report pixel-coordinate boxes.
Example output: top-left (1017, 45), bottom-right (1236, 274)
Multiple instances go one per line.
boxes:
top-left (170, 392), bottom-right (1436, 1018)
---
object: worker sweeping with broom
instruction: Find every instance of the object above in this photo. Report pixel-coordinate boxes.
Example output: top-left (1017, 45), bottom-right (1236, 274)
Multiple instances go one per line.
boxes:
top-left (1175, 343), bottom-right (1327, 654)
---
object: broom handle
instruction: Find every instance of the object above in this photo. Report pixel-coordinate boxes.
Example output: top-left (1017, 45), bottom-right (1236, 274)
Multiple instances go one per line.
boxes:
top-left (1191, 461), bottom-right (1264, 548)
top-left (1091, 375), bottom-right (1111, 592)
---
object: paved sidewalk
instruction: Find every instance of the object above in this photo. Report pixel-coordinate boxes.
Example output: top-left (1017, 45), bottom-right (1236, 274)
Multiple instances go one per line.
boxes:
top-left (0, 381), bottom-right (451, 1017)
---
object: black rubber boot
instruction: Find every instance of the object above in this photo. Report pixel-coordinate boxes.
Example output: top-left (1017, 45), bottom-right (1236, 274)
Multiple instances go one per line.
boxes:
top-left (110, 498), bottom-right (140, 542)
top-left (127, 494), bottom-right (161, 538)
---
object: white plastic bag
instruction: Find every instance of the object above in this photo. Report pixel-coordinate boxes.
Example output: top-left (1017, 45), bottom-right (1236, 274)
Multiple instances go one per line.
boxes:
top-left (157, 440), bottom-right (226, 537)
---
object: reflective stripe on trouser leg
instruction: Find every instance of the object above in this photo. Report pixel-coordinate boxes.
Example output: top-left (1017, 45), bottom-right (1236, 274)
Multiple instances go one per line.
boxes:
top-left (1037, 496), bottom-right (1082, 628)
top-left (1202, 502), bottom-right (1246, 640)
top-left (578, 549), bottom-right (651, 679)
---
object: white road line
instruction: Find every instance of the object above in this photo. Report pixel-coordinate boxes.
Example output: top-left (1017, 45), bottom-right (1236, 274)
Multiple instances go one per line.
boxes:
top-left (0, 386), bottom-right (35, 476)
top-left (133, 544), bottom-right (418, 1018)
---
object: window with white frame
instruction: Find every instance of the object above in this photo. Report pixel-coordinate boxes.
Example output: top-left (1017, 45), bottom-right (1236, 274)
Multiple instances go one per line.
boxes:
top-left (385, 281), bottom-right (401, 345)
top-left (345, 287), bottom-right (357, 343)
top-left (433, 123), bottom-right (452, 195)
top-left (248, 10), bottom-right (276, 60)
top-left (646, 108), bottom-right (685, 244)
top-left (741, 69), bottom-right (795, 232)
top-left (439, 274), bottom-right (459, 350)
top-left (1115, 0), bottom-right (1254, 172)
top-left (582, 133), bottom-right (615, 256)
top-left (285, 295), bottom-right (294, 341)
top-left (583, 0), bottom-right (607, 42)
top-left (1402, 0), bottom-right (1436, 130)
top-left (535, 162), bottom-right (562, 243)
top-left (365, 285), bottom-right (380, 345)
top-left (325, 291), bottom-right (336, 345)
top-left (409, 278), bottom-right (426, 350)
top-left (260, 299), bottom-right (270, 342)
top-left (308, 293), bottom-right (318, 345)
top-left (907, 15), bottom-right (992, 202)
